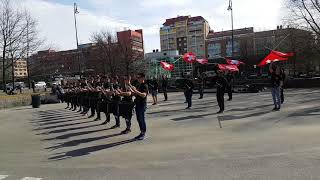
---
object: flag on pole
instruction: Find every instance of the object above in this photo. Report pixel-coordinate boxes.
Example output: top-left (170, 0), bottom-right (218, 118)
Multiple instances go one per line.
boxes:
top-left (218, 64), bottom-right (239, 72)
top-left (258, 50), bottom-right (294, 67)
top-left (183, 52), bottom-right (196, 64)
top-left (160, 61), bottom-right (174, 71)
top-left (226, 59), bottom-right (245, 66)
top-left (196, 58), bottom-right (209, 65)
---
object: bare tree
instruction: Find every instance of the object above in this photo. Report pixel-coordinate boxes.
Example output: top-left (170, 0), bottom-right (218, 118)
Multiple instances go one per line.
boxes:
top-left (0, 0), bottom-right (42, 92)
top-left (285, 0), bottom-right (320, 36)
top-left (91, 30), bottom-right (120, 76)
top-left (118, 41), bottom-right (144, 76)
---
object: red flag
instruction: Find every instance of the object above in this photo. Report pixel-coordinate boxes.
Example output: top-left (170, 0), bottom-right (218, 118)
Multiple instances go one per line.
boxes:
top-left (226, 59), bottom-right (245, 66)
top-left (218, 64), bottom-right (239, 72)
top-left (271, 50), bottom-right (294, 58)
top-left (160, 61), bottom-right (174, 71)
top-left (196, 58), bottom-right (208, 65)
top-left (183, 52), bottom-right (196, 64)
top-left (258, 53), bottom-right (288, 67)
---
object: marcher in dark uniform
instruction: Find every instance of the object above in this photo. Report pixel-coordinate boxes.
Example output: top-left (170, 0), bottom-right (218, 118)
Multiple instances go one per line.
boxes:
top-left (184, 76), bottom-right (194, 109)
top-left (96, 77), bottom-right (110, 122)
top-left (129, 73), bottom-right (148, 140)
top-left (119, 75), bottom-right (135, 134)
top-left (214, 70), bottom-right (228, 114)
top-left (110, 76), bottom-right (121, 129)
top-left (280, 68), bottom-right (286, 104)
top-left (161, 75), bottom-right (168, 101)
top-left (225, 71), bottom-right (234, 101)
top-left (88, 78), bottom-right (101, 119)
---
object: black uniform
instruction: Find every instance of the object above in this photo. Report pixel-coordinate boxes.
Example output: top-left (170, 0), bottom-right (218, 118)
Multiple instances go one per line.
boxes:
top-left (161, 78), bottom-right (168, 101)
top-left (225, 73), bottom-right (234, 101)
top-left (110, 83), bottom-right (121, 127)
top-left (198, 77), bottom-right (205, 99)
top-left (119, 84), bottom-right (135, 131)
top-left (184, 78), bottom-right (194, 108)
top-left (214, 75), bottom-right (228, 113)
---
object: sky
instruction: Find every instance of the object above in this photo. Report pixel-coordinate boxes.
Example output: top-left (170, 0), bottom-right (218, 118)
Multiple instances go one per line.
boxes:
top-left (17, 0), bottom-right (284, 53)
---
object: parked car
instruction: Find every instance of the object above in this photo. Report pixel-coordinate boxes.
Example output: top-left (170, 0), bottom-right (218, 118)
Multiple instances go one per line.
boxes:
top-left (35, 81), bottom-right (46, 88)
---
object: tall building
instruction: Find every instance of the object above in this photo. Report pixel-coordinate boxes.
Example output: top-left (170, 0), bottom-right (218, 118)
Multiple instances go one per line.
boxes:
top-left (160, 16), bottom-right (210, 58)
top-left (117, 29), bottom-right (144, 54)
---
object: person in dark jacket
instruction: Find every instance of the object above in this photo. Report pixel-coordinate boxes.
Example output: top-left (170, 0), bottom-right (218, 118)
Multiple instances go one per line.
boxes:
top-left (269, 62), bottom-right (282, 111)
top-left (184, 76), bottom-right (194, 109)
top-left (280, 68), bottom-right (286, 104)
top-left (161, 75), bottom-right (168, 101)
top-left (214, 70), bottom-right (228, 114)
top-left (225, 71), bottom-right (234, 101)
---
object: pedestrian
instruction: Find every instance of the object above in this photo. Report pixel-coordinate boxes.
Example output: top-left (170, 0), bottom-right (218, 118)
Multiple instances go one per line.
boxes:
top-left (31, 80), bottom-right (35, 93)
top-left (225, 71), bottom-right (234, 101)
top-left (198, 73), bottom-right (205, 99)
top-left (150, 78), bottom-right (158, 105)
top-left (184, 76), bottom-right (194, 109)
top-left (214, 70), bottom-right (228, 114)
top-left (280, 68), bottom-right (286, 104)
top-left (161, 75), bottom-right (168, 101)
top-left (129, 73), bottom-right (148, 140)
top-left (269, 62), bottom-right (282, 111)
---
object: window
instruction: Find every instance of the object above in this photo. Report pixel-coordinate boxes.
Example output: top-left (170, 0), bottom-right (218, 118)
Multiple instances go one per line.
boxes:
top-left (226, 40), bottom-right (240, 57)
top-left (208, 43), bottom-right (221, 58)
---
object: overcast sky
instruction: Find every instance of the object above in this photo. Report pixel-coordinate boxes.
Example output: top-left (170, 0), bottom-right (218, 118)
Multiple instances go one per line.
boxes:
top-left (18, 0), bottom-right (284, 53)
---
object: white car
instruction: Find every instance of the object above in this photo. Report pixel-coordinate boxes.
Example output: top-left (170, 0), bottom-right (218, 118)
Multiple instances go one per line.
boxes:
top-left (35, 81), bottom-right (46, 89)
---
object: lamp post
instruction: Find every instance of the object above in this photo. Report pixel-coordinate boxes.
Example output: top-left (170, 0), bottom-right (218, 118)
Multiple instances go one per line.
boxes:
top-left (228, 0), bottom-right (234, 58)
top-left (74, 3), bottom-right (81, 76)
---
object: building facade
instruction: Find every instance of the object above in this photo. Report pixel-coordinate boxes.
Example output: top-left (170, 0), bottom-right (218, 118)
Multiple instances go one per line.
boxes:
top-left (160, 16), bottom-right (210, 58)
top-left (14, 59), bottom-right (28, 78)
top-left (30, 29), bottom-right (145, 80)
top-left (205, 26), bottom-right (318, 74)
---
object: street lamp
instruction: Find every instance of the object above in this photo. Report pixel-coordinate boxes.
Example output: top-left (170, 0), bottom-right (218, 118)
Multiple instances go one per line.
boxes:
top-left (227, 0), bottom-right (234, 58)
top-left (74, 3), bottom-right (81, 76)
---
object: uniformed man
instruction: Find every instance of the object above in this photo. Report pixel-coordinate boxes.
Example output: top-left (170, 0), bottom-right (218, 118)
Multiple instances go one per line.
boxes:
top-left (225, 71), bottom-right (234, 101)
top-left (109, 76), bottom-right (121, 129)
top-left (184, 76), bottom-right (194, 109)
top-left (214, 70), bottom-right (228, 114)
top-left (161, 75), bottom-right (168, 101)
top-left (198, 73), bottom-right (205, 99)
top-left (119, 75), bottom-right (135, 134)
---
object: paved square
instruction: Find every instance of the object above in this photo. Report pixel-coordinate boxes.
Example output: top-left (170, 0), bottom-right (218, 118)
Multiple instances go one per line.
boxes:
top-left (1, 89), bottom-right (320, 179)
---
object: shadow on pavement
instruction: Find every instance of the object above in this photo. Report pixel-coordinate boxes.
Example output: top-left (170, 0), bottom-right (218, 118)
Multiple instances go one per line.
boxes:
top-left (43, 128), bottom-right (113, 141)
top-left (34, 120), bottom-right (96, 131)
top-left (48, 139), bottom-right (136, 161)
top-left (46, 133), bottom-right (122, 150)
top-left (36, 124), bottom-right (101, 135)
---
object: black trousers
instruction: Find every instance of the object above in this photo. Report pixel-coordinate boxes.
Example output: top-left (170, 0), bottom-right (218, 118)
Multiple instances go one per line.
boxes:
top-left (281, 88), bottom-right (284, 103)
top-left (217, 91), bottom-right (225, 111)
top-left (162, 88), bottom-right (168, 100)
top-left (199, 87), bottom-right (204, 98)
top-left (227, 86), bottom-right (232, 100)
top-left (186, 90), bottom-right (193, 108)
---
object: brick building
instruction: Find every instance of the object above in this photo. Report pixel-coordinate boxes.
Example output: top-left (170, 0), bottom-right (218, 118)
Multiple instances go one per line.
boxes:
top-left (205, 26), bottom-right (317, 74)
top-left (29, 29), bottom-right (144, 80)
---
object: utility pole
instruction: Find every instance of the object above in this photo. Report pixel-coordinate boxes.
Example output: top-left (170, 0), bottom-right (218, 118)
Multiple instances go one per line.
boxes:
top-left (74, 3), bottom-right (81, 76)
top-left (228, 0), bottom-right (234, 58)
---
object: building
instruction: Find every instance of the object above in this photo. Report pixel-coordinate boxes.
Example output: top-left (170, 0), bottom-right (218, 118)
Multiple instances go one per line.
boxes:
top-left (205, 26), bottom-right (318, 74)
top-left (160, 16), bottom-right (210, 58)
top-left (145, 50), bottom-right (192, 79)
top-left (117, 29), bottom-right (144, 54)
top-left (14, 59), bottom-right (28, 78)
top-left (30, 29), bottom-right (145, 80)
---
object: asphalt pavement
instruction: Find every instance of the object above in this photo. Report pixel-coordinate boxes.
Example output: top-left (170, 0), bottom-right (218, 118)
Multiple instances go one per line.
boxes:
top-left (1, 89), bottom-right (320, 179)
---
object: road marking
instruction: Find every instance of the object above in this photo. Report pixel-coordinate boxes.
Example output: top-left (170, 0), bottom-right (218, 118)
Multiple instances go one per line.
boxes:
top-left (21, 177), bottom-right (42, 180)
top-left (0, 175), bottom-right (9, 180)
